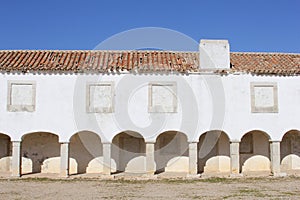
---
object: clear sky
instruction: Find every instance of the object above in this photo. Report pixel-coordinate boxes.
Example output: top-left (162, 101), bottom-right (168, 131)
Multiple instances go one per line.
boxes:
top-left (0, 0), bottom-right (299, 52)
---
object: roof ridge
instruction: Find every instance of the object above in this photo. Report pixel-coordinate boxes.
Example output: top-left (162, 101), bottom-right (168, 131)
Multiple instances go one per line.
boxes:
top-left (0, 49), bottom-right (199, 54)
top-left (231, 51), bottom-right (300, 55)
top-left (1, 50), bottom-right (299, 55)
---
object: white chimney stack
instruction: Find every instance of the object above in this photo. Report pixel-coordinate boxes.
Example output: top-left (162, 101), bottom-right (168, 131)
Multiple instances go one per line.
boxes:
top-left (199, 40), bottom-right (230, 69)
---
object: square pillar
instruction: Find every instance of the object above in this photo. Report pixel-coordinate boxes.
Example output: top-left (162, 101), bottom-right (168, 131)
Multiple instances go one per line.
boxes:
top-left (60, 142), bottom-right (69, 177)
top-left (102, 143), bottom-right (111, 175)
top-left (230, 140), bottom-right (240, 175)
top-left (146, 142), bottom-right (155, 174)
top-left (188, 142), bottom-right (198, 175)
top-left (11, 141), bottom-right (21, 177)
top-left (270, 140), bottom-right (281, 176)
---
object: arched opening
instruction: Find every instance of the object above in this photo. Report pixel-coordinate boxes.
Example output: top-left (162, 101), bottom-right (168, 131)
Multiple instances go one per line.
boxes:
top-left (240, 130), bottom-right (271, 174)
top-left (21, 132), bottom-right (60, 174)
top-left (0, 133), bottom-right (12, 173)
top-left (69, 131), bottom-right (103, 175)
top-left (280, 130), bottom-right (300, 174)
top-left (112, 131), bottom-right (145, 173)
top-left (198, 130), bottom-right (230, 174)
top-left (155, 131), bottom-right (188, 174)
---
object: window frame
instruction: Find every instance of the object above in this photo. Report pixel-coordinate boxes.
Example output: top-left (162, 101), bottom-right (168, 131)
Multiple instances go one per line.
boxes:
top-left (86, 82), bottom-right (114, 113)
top-left (7, 80), bottom-right (36, 112)
top-left (148, 82), bottom-right (177, 113)
top-left (250, 82), bottom-right (278, 113)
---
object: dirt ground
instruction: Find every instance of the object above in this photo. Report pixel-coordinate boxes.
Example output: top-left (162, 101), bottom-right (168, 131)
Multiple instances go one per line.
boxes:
top-left (0, 176), bottom-right (300, 200)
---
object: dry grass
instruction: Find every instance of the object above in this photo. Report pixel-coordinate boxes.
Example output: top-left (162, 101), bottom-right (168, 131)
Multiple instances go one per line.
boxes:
top-left (0, 176), bottom-right (300, 199)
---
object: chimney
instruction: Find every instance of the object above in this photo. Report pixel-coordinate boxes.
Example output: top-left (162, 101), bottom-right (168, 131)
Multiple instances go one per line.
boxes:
top-left (199, 40), bottom-right (230, 69)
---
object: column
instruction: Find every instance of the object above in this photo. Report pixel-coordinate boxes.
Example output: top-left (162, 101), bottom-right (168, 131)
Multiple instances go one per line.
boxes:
top-left (60, 142), bottom-right (69, 177)
top-left (102, 143), bottom-right (111, 175)
top-left (230, 140), bottom-right (240, 175)
top-left (270, 140), bottom-right (281, 175)
top-left (146, 142), bottom-right (155, 174)
top-left (11, 141), bottom-right (21, 177)
top-left (188, 142), bottom-right (198, 175)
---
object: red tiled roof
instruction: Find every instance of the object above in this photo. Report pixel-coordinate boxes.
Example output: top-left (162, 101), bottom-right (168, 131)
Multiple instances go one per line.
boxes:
top-left (0, 50), bottom-right (299, 75)
top-left (0, 50), bottom-right (199, 73)
top-left (230, 52), bottom-right (300, 75)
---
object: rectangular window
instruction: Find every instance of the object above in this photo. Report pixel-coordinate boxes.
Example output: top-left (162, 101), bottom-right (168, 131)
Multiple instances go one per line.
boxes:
top-left (251, 82), bottom-right (278, 113)
top-left (7, 81), bottom-right (36, 112)
top-left (86, 82), bottom-right (114, 113)
top-left (149, 82), bottom-right (177, 113)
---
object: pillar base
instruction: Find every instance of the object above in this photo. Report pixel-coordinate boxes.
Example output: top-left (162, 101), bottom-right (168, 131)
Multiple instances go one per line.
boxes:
top-left (59, 173), bottom-right (69, 178)
top-left (186, 174), bottom-right (200, 179)
top-left (142, 174), bottom-right (158, 180)
top-left (102, 168), bottom-right (112, 176)
top-left (272, 172), bottom-right (287, 177)
top-left (99, 174), bottom-right (115, 180)
top-left (145, 171), bottom-right (155, 175)
top-left (11, 174), bottom-right (21, 178)
top-left (230, 173), bottom-right (243, 178)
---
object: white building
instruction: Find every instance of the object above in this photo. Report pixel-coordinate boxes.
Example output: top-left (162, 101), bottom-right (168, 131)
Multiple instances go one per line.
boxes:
top-left (0, 40), bottom-right (300, 177)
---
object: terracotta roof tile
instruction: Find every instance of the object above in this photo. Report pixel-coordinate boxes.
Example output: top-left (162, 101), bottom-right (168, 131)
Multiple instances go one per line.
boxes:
top-left (0, 50), bottom-right (299, 75)
top-left (230, 52), bottom-right (300, 75)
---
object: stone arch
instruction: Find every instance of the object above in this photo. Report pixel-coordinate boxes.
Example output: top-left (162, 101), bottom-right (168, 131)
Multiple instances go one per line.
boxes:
top-left (69, 131), bottom-right (103, 174)
top-left (240, 130), bottom-right (271, 174)
top-left (21, 132), bottom-right (60, 174)
top-left (280, 130), bottom-right (300, 173)
top-left (112, 131), bottom-right (145, 173)
top-left (0, 133), bottom-right (12, 173)
top-left (155, 131), bottom-right (188, 173)
top-left (197, 130), bottom-right (230, 174)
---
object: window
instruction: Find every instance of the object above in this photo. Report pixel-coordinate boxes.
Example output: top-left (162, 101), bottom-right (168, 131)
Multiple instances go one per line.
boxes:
top-left (7, 81), bottom-right (36, 112)
top-left (148, 82), bottom-right (177, 113)
top-left (251, 82), bottom-right (278, 113)
top-left (86, 82), bottom-right (114, 113)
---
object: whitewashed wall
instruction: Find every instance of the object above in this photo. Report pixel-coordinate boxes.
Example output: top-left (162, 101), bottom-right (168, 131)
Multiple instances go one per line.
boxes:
top-left (0, 72), bottom-right (299, 142)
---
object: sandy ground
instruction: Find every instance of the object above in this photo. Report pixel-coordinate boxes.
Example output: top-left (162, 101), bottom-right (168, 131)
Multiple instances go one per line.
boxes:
top-left (0, 175), bottom-right (300, 199)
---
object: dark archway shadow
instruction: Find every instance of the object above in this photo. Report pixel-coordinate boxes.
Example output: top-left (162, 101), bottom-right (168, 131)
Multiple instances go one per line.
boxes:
top-left (69, 131), bottom-right (103, 175)
top-left (197, 130), bottom-right (230, 174)
top-left (21, 132), bottom-right (60, 174)
top-left (155, 131), bottom-right (188, 174)
top-left (239, 130), bottom-right (271, 173)
top-left (112, 131), bottom-right (145, 173)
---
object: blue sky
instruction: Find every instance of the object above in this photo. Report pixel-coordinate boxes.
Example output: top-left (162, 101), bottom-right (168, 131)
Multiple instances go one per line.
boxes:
top-left (0, 0), bottom-right (299, 52)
